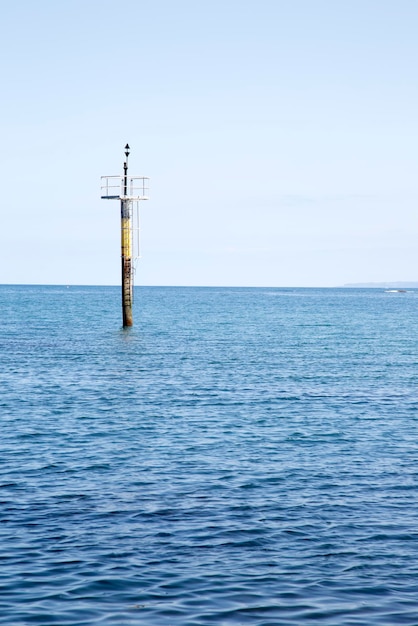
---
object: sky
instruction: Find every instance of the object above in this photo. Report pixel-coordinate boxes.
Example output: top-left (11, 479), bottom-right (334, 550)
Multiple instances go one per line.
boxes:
top-left (0, 0), bottom-right (417, 287)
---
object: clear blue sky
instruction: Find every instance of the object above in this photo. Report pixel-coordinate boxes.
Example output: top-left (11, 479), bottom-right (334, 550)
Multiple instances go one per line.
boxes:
top-left (1, 0), bottom-right (417, 286)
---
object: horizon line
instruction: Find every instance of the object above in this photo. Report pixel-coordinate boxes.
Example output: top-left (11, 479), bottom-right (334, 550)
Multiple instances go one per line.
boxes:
top-left (0, 283), bottom-right (415, 289)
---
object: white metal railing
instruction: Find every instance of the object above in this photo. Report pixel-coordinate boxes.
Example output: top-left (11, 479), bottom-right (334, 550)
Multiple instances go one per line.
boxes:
top-left (101, 175), bottom-right (150, 200)
top-left (132, 200), bottom-right (141, 265)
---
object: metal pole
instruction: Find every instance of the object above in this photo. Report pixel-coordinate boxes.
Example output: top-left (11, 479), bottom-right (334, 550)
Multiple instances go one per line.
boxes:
top-left (121, 144), bottom-right (133, 327)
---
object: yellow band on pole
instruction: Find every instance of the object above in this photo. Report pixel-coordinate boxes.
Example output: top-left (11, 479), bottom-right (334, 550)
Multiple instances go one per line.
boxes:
top-left (121, 201), bottom-right (133, 327)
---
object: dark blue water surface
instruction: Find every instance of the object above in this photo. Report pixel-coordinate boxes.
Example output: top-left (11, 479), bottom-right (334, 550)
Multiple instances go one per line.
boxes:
top-left (2, 285), bottom-right (418, 625)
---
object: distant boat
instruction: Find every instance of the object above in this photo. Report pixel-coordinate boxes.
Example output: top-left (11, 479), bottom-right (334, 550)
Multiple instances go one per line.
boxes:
top-left (385, 289), bottom-right (407, 293)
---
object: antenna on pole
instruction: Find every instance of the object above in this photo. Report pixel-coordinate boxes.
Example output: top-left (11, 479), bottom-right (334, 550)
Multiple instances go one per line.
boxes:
top-left (101, 145), bottom-right (150, 327)
top-left (124, 144), bottom-right (129, 196)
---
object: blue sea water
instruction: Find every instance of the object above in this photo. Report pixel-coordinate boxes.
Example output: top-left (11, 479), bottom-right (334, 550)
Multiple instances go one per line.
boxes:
top-left (2, 285), bottom-right (418, 625)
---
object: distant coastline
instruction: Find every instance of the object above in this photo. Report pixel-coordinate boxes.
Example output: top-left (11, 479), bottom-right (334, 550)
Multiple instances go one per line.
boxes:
top-left (343, 282), bottom-right (418, 288)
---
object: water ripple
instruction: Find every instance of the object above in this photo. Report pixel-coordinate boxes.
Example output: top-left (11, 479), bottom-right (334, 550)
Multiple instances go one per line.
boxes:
top-left (1, 286), bottom-right (418, 623)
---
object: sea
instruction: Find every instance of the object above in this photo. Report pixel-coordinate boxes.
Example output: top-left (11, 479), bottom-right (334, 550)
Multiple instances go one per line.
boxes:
top-left (1, 284), bottom-right (418, 625)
